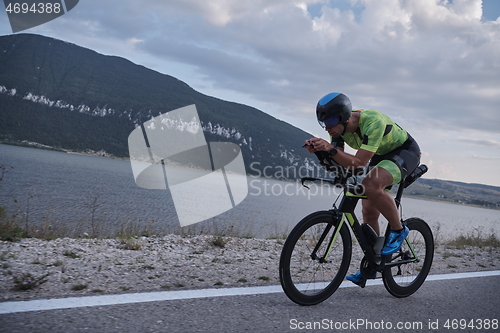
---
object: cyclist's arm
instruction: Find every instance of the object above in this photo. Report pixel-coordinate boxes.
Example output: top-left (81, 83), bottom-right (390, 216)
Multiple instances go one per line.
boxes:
top-left (332, 148), bottom-right (374, 170)
top-left (332, 114), bottom-right (386, 169)
top-left (308, 138), bottom-right (373, 169)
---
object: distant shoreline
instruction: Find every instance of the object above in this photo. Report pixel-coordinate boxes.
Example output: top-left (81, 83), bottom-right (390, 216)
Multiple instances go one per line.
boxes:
top-left (403, 194), bottom-right (500, 211)
top-left (0, 141), bottom-right (129, 160)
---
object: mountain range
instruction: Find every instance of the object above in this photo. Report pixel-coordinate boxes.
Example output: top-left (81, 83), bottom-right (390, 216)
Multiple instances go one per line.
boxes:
top-left (0, 33), bottom-right (499, 209)
top-left (0, 33), bottom-right (316, 178)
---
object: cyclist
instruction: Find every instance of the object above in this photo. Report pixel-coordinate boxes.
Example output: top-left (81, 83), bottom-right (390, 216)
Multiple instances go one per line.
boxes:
top-left (304, 92), bottom-right (421, 286)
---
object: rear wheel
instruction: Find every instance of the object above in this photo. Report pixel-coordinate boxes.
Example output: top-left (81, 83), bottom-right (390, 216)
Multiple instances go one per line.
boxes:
top-left (382, 218), bottom-right (434, 297)
top-left (279, 211), bottom-right (352, 305)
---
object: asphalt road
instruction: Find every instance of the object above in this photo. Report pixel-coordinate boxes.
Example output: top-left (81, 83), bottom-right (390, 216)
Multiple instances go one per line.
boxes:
top-left (1, 274), bottom-right (499, 333)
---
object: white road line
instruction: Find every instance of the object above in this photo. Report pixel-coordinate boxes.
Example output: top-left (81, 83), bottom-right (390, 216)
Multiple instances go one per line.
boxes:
top-left (1, 270), bottom-right (499, 315)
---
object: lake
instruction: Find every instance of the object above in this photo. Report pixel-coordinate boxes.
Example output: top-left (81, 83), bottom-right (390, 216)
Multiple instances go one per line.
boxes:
top-left (1, 144), bottom-right (498, 240)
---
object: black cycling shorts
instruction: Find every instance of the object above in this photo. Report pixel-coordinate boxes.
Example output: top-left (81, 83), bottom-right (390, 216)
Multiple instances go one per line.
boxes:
top-left (368, 134), bottom-right (421, 185)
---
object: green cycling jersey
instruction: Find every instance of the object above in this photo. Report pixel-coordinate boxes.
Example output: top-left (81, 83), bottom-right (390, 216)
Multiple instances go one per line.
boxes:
top-left (333, 110), bottom-right (408, 155)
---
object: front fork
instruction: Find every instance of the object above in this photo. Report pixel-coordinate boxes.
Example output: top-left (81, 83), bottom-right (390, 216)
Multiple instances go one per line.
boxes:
top-left (310, 210), bottom-right (344, 263)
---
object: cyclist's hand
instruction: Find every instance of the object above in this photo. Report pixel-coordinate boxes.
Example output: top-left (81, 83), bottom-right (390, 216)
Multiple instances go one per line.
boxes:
top-left (303, 139), bottom-right (317, 153)
top-left (310, 138), bottom-right (333, 152)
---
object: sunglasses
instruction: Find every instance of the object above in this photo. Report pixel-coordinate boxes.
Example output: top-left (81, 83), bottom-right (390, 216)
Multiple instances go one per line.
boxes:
top-left (319, 116), bottom-right (341, 129)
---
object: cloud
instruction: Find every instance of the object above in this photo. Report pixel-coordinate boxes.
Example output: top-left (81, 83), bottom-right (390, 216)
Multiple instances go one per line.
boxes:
top-left (140, 1), bottom-right (500, 131)
top-left (459, 137), bottom-right (500, 149)
top-left (467, 154), bottom-right (500, 160)
top-left (14, 0), bottom-right (500, 135)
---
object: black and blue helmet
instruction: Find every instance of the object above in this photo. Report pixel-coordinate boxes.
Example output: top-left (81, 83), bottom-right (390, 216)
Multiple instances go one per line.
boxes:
top-left (316, 92), bottom-right (352, 126)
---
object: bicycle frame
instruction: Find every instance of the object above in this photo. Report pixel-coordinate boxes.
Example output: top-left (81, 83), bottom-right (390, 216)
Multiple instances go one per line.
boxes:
top-left (315, 185), bottom-right (420, 274)
top-left (337, 191), bottom-right (386, 270)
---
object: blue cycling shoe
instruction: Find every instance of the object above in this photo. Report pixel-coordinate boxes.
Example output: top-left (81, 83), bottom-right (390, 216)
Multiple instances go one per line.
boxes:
top-left (381, 225), bottom-right (409, 255)
top-left (346, 270), bottom-right (376, 287)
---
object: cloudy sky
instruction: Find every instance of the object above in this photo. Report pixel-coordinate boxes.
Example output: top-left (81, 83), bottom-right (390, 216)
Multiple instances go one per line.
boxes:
top-left (1, 0), bottom-right (499, 186)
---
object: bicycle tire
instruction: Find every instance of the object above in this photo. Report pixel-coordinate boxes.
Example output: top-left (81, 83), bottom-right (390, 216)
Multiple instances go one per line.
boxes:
top-left (382, 217), bottom-right (434, 297)
top-left (279, 211), bottom-right (352, 305)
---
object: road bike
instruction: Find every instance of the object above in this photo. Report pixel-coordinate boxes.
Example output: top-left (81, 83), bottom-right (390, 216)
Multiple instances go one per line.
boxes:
top-left (279, 160), bottom-right (433, 305)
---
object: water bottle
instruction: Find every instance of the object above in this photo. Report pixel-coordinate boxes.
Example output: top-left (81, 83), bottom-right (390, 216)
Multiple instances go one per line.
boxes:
top-left (404, 164), bottom-right (428, 188)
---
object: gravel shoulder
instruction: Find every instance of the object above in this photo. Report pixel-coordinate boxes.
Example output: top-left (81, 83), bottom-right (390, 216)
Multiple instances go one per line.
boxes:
top-left (1, 235), bottom-right (499, 302)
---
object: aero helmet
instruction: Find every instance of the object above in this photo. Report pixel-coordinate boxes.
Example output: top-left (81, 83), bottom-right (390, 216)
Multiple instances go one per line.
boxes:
top-left (316, 93), bottom-right (352, 128)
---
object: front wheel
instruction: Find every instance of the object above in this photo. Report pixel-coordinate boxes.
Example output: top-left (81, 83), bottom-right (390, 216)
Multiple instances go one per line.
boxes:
top-left (382, 218), bottom-right (434, 297)
top-left (279, 211), bottom-right (352, 305)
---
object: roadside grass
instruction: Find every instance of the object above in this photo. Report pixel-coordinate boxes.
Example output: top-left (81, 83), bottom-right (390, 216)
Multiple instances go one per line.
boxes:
top-left (444, 229), bottom-right (500, 249)
top-left (0, 204), bottom-right (264, 241)
top-left (0, 215), bottom-right (24, 242)
top-left (1, 205), bottom-right (499, 251)
top-left (71, 283), bottom-right (88, 291)
top-left (0, 187), bottom-right (497, 251)
top-left (432, 221), bottom-right (500, 249)
top-left (12, 272), bottom-right (50, 291)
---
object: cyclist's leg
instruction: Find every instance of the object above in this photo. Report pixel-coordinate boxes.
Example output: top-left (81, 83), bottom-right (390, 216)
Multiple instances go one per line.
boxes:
top-left (362, 166), bottom-right (401, 230)
top-left (348, 167), bottom-right (397, 286)
top-left (365, 139), bottom-right (421, 254)
top-left (361, 198), bottom-right (381, 235)
top-left (363, 135), bottom-right (421, 230)
top-left (363, 165), bottom-right (411, 255)
top-left (347, 171), bottom-right (393, 286)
